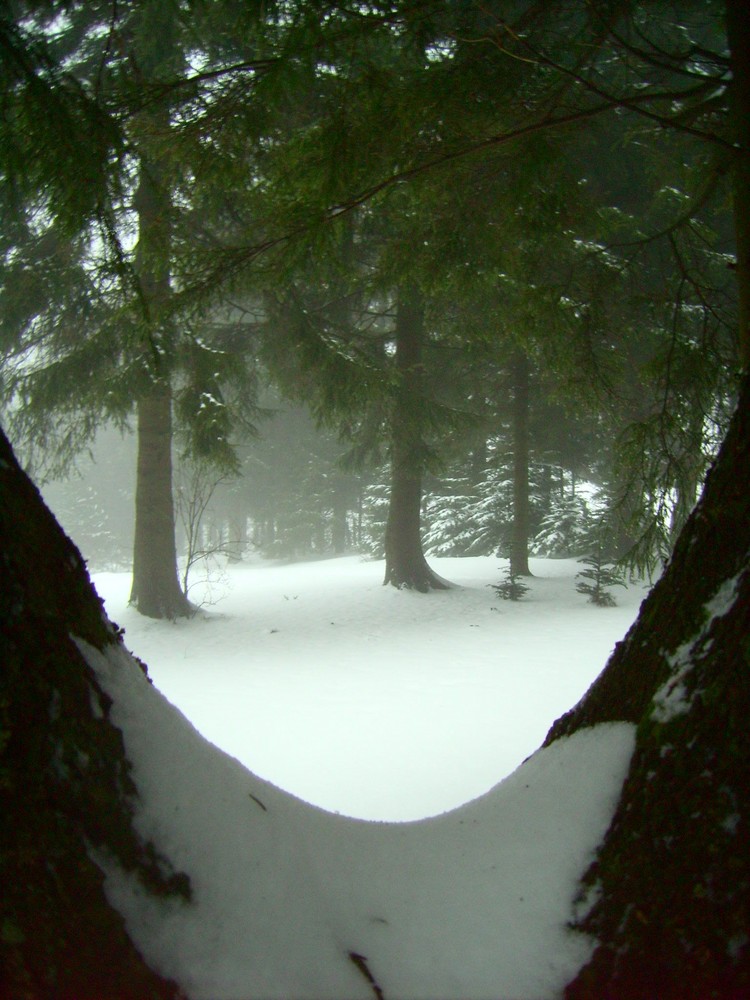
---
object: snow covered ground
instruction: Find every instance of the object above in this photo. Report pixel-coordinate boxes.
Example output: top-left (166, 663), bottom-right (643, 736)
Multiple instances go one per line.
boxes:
top-left (93, 554), bottom-right (648, 821)
top-left (84, 555), bottom-right (647, 999)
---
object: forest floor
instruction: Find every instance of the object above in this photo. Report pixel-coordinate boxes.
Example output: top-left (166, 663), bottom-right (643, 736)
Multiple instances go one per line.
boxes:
top-left (84, 554), bottom-right (650, 999)
top-left (93, 554), bottom-right (649, 821)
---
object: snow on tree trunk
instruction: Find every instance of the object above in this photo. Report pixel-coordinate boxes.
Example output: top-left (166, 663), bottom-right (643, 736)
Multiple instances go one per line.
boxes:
top-left (0, 425), bottom-right (186, 1000)
top-left (547, 372), bottom-right (750, 998)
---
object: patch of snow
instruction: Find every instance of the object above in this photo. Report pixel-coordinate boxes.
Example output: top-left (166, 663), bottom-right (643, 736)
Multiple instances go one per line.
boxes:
top-left (703, 573), bottom-right (741, 621)
top-left (77, 636), bottom-right (636, 1000)
top-left (652, 572), bottom-right (742, 725)
top-left (652, 640), bottom-right (695, 723)
top-left (93, 555), bottom-right (646, 821)
top-left (722, 813), bottom-right (740, 835)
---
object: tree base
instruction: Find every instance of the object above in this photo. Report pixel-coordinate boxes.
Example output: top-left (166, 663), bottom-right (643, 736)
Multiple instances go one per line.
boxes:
top-left (383, 560), bottom-right (450, 592)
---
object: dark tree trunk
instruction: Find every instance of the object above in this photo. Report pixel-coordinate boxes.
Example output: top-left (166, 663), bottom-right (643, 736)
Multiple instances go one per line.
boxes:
top-left (550, 369), bottom-right (750, 998)
top-left (226, 513), bottom-right (248, 563)
top-left (727, 0), bottom-right (750, 369)
top-left (509, 351), bottom-right (532, 576)
top-left (129, 384), bottom-right (191, 619)
top-left (384, 286), bottom-right (447, 591)
top-left (0, 426), bottom-right (186, 1000)
top-left (331, 486), bottom-right (349, 554)
top-left (469, 438), bottom-right (488, 487)
top-left (555, 13), bottom-right (750, 987)
top-left (128, 142), bottom-right (190, 619)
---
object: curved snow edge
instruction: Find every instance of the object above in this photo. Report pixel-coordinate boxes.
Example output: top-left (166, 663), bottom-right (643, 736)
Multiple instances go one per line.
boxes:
top-left (77, 635), bottom-right (636, 1000)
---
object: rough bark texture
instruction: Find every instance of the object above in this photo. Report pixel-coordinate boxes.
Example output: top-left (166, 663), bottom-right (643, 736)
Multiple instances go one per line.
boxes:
top-left (547, 372), bottom-right (750, 998)
top-left (0, 427), bottom-right (187, 1000)
top-left (129, 383), bottom-right (191, 619)
top-left (384, 287), bottom-right (447, 591)
top-left (509, 351), bottom-right (532, 577)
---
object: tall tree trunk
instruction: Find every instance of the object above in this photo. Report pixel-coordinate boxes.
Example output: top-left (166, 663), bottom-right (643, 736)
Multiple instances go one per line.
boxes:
top-left (509, 351), bottom-right (532, 576)
top-left (384, 286), bottom-right (447, 591)
top-left (0, 426), bottom-right (186, 999)
top-left (129, 383), bottom-right (191, 619)
top-left (226, 513), bottom-right (248, 563)
top-left (331, 484), bottom-right (349, 554)
top-left (128, 136), bottom-right (189, 618)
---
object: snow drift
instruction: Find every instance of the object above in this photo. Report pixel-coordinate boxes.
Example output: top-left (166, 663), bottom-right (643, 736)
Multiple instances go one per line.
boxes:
top-left (80, 636), bottom-right (635, 1000)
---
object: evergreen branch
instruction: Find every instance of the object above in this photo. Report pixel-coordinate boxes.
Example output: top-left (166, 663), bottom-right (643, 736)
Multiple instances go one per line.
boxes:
top-left (179, 57), bottom-right (281, 88)
top-left (603, 162), bottom-right (731, 252)
top-left (94, 0), bottom-right (121, 98)
top-left (172, 99), bottom-right (633, 308)
top-left (482, 18), bottom-right (735, 151)
top-left (614, 18), bottom-right (730, 79)
top-left (174, 81), bottom-right (731, 312)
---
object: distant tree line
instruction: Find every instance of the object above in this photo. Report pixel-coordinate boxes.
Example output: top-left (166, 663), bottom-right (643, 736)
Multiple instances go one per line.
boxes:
top-left (0, 0), bottom-right (740, 614)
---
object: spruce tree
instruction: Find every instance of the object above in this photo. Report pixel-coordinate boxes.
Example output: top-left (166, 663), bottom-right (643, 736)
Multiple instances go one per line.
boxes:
top-left (575, 517), bottom-right (625, 607)
top-left (490, 565), bottom-right (530, 602)
top-left (1, 0), bottom-right (269, 617)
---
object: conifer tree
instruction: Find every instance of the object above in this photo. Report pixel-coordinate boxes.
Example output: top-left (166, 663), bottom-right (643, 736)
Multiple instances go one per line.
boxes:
top-left (124, 1), bottom-right (192, 619)
top-left (490, 564), bottom-right (530, 602)
top-left (1, 0), bottom-right (269, 617)
top-left (575, 515), bottom-right (625, 607)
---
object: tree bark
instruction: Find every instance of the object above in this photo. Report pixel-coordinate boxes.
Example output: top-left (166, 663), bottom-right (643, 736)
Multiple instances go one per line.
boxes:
top-left (384, 286), bottom-right (447, 591)
top-left (128, 137), bottom-right (190, 619)
top-left (509, 351), bottom-right (532, 576)
top-left (550, 367), bottom-right (750, 998)
top-left (331, 484), bottom-right (349, 553)
top-left (727, 0), bottom-right (750, 370)
top-left (553, 12), bottom-right (750, 988)
top-left (0, 426), bottom-right (186, 1000)
top-left (129, 383), bottom-right (191, 619)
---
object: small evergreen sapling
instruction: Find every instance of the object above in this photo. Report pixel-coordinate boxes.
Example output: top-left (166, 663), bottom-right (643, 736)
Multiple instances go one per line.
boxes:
top-left (576, 518), bottom-right (625, 606)
top-left (490, 565), bottom-right (530, 602)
